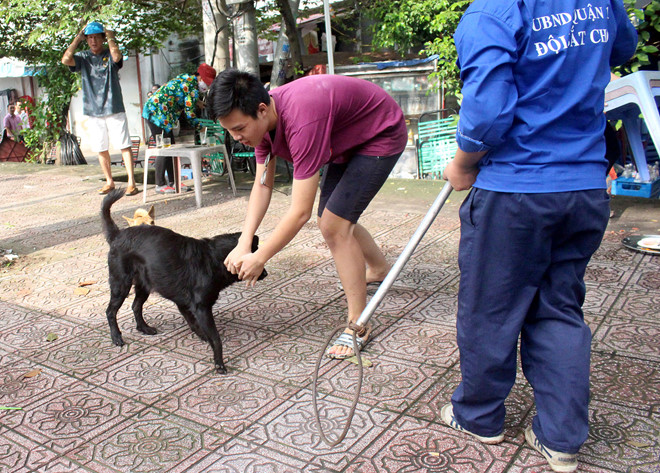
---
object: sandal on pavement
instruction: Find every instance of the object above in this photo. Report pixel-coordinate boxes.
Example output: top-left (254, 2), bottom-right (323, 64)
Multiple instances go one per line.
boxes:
top-left (326, 325), bottom-right (373, 360)
top-left (98, 184), bottom-right (115, 195)
top-left (125, 185), bottom-right (139, 196)
top-left (337, 280), bottom-right (384, 292)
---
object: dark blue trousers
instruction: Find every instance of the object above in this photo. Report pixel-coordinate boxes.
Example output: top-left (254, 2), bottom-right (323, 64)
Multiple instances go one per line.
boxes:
top-left (451, 188), bottom-right (609, 453)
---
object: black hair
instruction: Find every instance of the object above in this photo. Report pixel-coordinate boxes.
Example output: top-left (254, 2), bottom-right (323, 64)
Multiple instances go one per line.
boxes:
top-left (207, 69), bottom-right (270, 120)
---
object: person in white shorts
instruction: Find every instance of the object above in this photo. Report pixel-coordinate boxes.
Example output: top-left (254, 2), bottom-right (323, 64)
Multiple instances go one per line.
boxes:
top-left (61, 21), bottom-right (138, 195)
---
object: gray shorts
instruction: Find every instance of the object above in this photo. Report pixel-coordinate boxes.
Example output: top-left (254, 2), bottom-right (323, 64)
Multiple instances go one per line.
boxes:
top-left (317, 152), bottom-right (401, 223)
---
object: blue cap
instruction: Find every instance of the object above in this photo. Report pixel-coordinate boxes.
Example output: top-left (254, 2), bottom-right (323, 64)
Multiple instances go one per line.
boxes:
top-left (84, 22), bottom-right (104, 35)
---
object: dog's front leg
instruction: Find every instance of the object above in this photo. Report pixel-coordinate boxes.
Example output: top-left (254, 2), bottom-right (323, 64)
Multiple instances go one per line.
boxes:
top-left (133, 284), bottom-right (157, 336)
top-left (196, 306), bottom-right (226, 374)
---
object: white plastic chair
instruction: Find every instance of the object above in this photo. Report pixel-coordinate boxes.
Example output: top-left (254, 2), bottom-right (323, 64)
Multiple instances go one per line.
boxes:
top-left (604, 71), bottom-right (660, 182)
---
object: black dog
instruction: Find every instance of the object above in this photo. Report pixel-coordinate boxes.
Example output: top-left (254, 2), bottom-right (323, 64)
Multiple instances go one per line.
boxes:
top-left (101, 189), bottom-right (266, 373)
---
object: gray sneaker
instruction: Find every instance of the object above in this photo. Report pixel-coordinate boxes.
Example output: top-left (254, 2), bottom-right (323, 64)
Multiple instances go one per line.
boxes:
top-left (155, 185), bottom-right (175, 194)
top-left (440, 403), bottom-right (504, 444)
top-left (525, 426), bottom-right (578, 472)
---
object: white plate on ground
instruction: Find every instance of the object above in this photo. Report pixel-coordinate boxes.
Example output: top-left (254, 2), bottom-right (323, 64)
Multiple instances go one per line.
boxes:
top-left (638, 236), bottom-right (660, 250)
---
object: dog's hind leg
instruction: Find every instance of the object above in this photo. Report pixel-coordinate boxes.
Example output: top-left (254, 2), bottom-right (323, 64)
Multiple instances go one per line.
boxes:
top-left (133, 284), bottom-right (157, 336)
top-left (106, 278), bottom-right (131, 347)
top-left (195, 306), bottom-right (226, 374)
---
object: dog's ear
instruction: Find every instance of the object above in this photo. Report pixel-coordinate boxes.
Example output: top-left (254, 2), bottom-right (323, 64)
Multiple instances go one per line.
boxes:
top-left (123, 215), bottom-right (136, 226)
top-left (148, 205), bottom-right (155, 219)
top-left (251, 234), bottom-right (260, 252)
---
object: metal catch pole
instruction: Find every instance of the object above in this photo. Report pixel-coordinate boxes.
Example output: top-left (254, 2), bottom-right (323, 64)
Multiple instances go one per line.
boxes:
top-left (312, 181), bottom-right (453, 447)
top-left (355, 181), bottom-right (453, 329)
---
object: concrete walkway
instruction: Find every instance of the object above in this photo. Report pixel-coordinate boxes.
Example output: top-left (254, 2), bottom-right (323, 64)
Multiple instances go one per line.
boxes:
top-left (0, 159), bottom-right (658, 472)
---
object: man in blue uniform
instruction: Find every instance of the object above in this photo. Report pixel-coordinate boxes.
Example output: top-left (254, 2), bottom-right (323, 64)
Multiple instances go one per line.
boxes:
top-left (441, 1), bottom-right (637, 471)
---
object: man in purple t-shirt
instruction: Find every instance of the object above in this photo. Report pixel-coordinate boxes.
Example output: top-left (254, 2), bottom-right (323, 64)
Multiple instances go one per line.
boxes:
top-left (209, 70), bottom-right (408, 359)
top-left (3, 105), bottom-right (23, 141)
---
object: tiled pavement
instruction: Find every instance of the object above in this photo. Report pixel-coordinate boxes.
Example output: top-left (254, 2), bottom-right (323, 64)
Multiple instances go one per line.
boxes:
top-left (0, 161), bottom-right (658, 472)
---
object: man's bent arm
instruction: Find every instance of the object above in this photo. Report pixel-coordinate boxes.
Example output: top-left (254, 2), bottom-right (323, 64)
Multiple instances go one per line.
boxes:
top-left (62, 30), bottom-right (84, 66)
top-left (105, 30), bottom-right (122, 64)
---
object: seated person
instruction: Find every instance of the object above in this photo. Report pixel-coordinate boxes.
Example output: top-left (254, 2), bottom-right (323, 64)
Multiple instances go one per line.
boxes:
top-left (3, 105), bottom-right (23, 141)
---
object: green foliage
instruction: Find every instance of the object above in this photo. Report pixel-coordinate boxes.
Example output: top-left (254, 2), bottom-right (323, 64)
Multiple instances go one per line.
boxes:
top-left (361, 0), bottom-right (470, 97)
top-left (616, 0), bottom-right (660, 74)
top-left (0, 0), bottom-right (202, 162)
top-left (363, 0), bottom-right (658, 100)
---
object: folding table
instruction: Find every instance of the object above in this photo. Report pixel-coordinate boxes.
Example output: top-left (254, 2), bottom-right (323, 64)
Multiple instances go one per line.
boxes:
top-left (143, 143), bottom-right (236, 209)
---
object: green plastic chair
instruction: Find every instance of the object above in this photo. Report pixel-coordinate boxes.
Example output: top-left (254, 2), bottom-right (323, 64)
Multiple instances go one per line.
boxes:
top-left (198, 119), bottom-right (228, 175)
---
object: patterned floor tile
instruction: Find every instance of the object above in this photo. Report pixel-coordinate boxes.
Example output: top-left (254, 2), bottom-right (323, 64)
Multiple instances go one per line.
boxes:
top-left (162, 319), bottom-right (276, 367)
top-left (155, 372), bottom-right (299, 436)
top-left (0, 428), bottom-right (58, 473)
top-left (193, 438), bottom-right (310, 472)
top-left (583, 260), bottom-right (636, 287)
top-left (365, 287), bottom-right (434, 318)
top-left (0, 361), bottom-right (77, 421)
top-left (344, 415), bottom-right (518, 473)
top-left (302, 260), bottom-right (339, 279)
top-left (316, 354), bottom-right (444, 413)
top-left (624, 262), bottom-right (660, 292)
top-left (0, 301), bottom-right (41, 333)
top-left (29, 326), bottom-right (152, 378)
top-left (224, 295), bottom-right (324, 332)
top-left (582, 282), bottom-right (621, 315)
top-left (30, 256), bottom-right (108, 286)
top-left (409, 292), bottom-right (459, 326)
top-left (590, 239), bottom-right (641, 265)
top-left (608, 288), bottom-right (660, 323)
top-left (84, 347), bottom-right (210, 404)
top-left (9, 382), bottom-right (144, 455)
top-left (267, 275), bottom-right (344, 304)
top-left (592, 318), bottom-right (660, 361)
top-left (591, 352), bottom-right (660, 412)
top-left (69, 409), bottom-right (213, 473)
top-left (233, 333), bottom-right (335, 388)
top-left (371, 318), bottom-right (459, 368)
top-left (579, 400), bottom-right (660, 473)
top-left (395, 263), bottom-right (461, 294)
top-left (242, 390), bottom-right (400, 471)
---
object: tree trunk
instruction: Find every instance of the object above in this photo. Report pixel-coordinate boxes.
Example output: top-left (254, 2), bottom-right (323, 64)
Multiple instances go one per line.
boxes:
top-left (275, 0), bottom-right (303, 80)
top-left (270, 0), bottom-right (300, 87)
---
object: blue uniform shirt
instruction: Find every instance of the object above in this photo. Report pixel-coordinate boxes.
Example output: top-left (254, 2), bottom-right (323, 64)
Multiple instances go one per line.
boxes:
top-left (455, 0), bottom-right (637, 193)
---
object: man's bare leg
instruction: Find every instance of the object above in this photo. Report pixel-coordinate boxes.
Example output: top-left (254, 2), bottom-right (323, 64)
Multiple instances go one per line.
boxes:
top-left (121, 147), bottom-right (136, 188)
top-left (98, 150), bottom-right (114, 187)
top-left (319, 210), bottom-right (369, 358)
top-left (353, 223), bottom-right (391, 283)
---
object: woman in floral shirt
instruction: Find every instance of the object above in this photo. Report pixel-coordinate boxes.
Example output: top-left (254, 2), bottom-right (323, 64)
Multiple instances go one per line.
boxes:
top-left (142, 63), bottom-right (216, 193)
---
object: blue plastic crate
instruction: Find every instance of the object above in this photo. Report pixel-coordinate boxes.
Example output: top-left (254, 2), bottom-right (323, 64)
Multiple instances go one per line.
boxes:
top-left (180, 169), bottom-right (193, 180)
top-left (612, 177), bottom-right (660, 198)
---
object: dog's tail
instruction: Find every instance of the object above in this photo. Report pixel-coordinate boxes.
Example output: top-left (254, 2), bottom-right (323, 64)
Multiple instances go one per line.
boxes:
top-left (101, 188), bottom-right (126, 243)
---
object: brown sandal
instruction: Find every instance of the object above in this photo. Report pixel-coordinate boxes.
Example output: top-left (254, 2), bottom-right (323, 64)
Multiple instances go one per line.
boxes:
top-left (98, 184), bottom-right (115, 195)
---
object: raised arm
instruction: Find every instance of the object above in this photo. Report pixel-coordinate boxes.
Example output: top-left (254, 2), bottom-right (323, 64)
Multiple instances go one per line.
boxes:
top-left (104, 30), bottom-right (122, 64)
top-left (61, 29), bottom-right (85, 66)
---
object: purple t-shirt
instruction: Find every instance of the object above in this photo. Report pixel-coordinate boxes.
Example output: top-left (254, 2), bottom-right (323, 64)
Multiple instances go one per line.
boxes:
top-left (255, 75), bottom-right (408, 180)
top-left (3, 113), bottom-right (22, 134)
